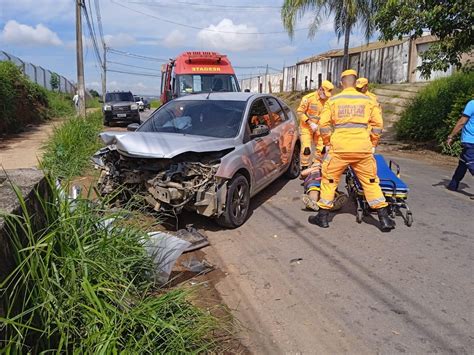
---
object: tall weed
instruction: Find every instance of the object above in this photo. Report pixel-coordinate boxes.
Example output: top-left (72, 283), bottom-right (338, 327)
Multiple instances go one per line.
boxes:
top-left (40, 111), bottom-right (103, 179)
top-left (0, 179), bottom-right (222, 353)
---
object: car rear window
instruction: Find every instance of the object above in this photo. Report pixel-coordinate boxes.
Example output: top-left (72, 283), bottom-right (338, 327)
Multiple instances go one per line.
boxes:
top-left (139, 100), bottom-right (246, 138)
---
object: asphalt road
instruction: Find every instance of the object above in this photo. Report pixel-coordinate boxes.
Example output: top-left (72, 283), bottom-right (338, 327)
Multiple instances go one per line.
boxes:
top-left (180, 153), bottom-right (473, 354)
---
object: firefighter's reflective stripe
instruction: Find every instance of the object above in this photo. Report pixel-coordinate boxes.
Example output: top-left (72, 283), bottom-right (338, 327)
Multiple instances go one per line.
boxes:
top-left (330, 94), bottom-right (371, 101)
top-left (334, 123), bottom-right (368, 129)
top-left (368, 196), bottom-right (386, 207)
top-left (371, 128), bottom-right (383, 134)
top-left (319, 197), bottom-right (333, 206)
top-left (320, 127), bottom-right (332, 134)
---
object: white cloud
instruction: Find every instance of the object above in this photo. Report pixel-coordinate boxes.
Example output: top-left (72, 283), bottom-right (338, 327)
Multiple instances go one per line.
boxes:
top-left (163, 30), bottom-right (187, 48)
top-left (277, 45), bottom-right (297, 55)
top-left (0, 20), bottom-right (62, 46)
top-left (104, 33), bottom-right (136, 48)
top-left (197, 19), bottom-right (262, 52)
top-left (1, 0), bottom-right (72, 22)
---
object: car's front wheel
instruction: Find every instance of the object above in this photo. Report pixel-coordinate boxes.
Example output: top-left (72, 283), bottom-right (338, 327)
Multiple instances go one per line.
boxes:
top-left (216, 174), bottom-right (250, 228)
top-left (285, 142), bottom-right (300, 179)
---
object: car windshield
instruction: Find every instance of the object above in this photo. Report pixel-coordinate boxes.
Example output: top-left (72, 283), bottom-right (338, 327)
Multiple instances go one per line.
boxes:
top-left (134, 95), bottom-right (140, 101)
top-left (177, 74), bottom-right (239, 96)
top-left (138, 100), bottom-right (245, 138)
top-left (105, 92), bottom-right (134, 102)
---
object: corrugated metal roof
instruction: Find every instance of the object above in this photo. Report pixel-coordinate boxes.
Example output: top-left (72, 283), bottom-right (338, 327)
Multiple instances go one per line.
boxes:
top-left (297, 38), bottom-right (409, 64)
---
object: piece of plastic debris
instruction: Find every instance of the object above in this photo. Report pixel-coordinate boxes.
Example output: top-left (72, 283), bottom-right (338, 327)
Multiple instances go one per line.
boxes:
top-left (145, 231), bottom-right (191, 284)
top-left (175, 225), bottom-right (210, 253)
top-left (181, 256), bottom-right (214, 274)
top-left (290, 258), bottom-right (303, 264)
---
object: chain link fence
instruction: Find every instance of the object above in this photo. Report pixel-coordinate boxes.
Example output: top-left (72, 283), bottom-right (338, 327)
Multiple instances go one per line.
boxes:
top-left (0, 50), bottom-right (76, 94)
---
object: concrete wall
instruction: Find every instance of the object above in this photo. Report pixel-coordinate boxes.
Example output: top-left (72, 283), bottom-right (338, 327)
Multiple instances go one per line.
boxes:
top-left (240, 36), bottom-right (460, 93)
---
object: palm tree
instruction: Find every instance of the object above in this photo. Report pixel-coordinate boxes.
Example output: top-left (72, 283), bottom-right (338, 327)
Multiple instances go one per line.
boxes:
top-left (281, 0), bottom-right (377, 70)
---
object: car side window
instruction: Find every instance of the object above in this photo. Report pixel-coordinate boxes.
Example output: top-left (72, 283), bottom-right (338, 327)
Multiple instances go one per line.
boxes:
top-left (265, 97), bottom-right (286, 128)
top-left (248, 98), bottom-right (273, 130)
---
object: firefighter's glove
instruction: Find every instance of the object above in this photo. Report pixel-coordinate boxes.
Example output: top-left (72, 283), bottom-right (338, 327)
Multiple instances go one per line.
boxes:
top-left (309, 122), bottom-right (318, 132)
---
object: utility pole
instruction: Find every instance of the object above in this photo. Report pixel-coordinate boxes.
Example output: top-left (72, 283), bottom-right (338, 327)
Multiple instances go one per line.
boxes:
top-left (102, 45), bottom-right (107, 102)
top-left (76, 0), bottom-right (86, 118)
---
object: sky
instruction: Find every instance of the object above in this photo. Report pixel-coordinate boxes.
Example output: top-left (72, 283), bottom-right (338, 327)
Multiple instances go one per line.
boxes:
top-left (0, 0), bottom-right (371, 95)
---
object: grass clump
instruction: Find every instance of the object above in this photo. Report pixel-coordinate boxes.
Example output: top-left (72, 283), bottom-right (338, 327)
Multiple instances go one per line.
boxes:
top-left (0, 180), bottom-right (223, 353)
top-left (41, 111), bottom-right (103, 179)
top-left (396, 72), bottom-right (474, 148)
top-left (150, 99), bottom-right (162, 109)
top-left (46, 90), bottom-right (75, 117)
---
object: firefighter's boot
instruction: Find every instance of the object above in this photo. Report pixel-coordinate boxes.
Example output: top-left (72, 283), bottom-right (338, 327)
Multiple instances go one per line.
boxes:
top-left (308, 209), bottom-right (329, 228)
top-left (376, 207), bottom-right (395, 232)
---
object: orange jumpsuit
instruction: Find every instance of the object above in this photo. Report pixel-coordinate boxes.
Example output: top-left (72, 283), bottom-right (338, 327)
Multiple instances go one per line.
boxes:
top-left (297, 92), bottom-right (327, 167)
top-left (317, 87), bottom-right (387, 210)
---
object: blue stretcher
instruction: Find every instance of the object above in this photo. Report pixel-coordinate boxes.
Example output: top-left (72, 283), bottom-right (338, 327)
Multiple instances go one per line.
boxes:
top-left (345, 154), bottom-right (413, 226)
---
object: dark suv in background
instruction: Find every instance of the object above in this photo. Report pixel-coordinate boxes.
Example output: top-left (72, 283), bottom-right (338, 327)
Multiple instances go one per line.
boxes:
top-left (102, 91), bottom-right (140, 126)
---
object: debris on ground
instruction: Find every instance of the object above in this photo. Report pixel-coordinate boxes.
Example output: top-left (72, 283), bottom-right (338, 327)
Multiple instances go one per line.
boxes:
top-left (176, 224), bottom-right (210, 253)
top-left (145, 231), bottom-right (191, 284)
top-left (181, 255), bottom-right (214, 274)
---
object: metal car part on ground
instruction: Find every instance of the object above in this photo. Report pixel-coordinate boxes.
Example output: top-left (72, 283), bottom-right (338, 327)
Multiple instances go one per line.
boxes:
top-left (92, 93), bottom-right (300, 228)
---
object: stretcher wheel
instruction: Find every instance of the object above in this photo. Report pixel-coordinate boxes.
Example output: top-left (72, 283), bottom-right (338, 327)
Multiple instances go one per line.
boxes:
top-left (405, 212), bottom-right (413, 227)
top-left (356, 208), bottom-right (363, 223)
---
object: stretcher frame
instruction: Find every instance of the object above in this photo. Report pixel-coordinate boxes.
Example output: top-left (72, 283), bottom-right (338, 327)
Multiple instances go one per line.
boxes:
top-left (345, 156), bottom-right (413, 227)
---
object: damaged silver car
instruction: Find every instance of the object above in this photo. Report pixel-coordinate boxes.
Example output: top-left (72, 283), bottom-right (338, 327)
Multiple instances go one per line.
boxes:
top-left (93, 92), bottom-right (300, 228)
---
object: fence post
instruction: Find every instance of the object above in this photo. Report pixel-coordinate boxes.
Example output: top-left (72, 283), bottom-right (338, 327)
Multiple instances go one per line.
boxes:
top-left (268, 80), bottom-right (272, 94)
top-left (318, 73), bottom-right (322, 88)
top-left (291, 78), bottom-right (295, 92)
top-left (279, 79), bottom-right (283, 93)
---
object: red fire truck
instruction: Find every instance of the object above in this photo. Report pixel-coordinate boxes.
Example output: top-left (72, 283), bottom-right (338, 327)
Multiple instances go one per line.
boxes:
top-left (160, 51), bottom-right (241, 104)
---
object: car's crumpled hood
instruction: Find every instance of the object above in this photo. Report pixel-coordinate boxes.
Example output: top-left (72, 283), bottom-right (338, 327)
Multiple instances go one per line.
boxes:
top-left (99, 131), bottom-right (236, 159)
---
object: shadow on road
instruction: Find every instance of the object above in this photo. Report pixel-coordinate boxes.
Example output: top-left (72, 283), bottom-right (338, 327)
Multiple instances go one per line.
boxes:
top-left (169, 176), bottom-right (293, 232)
top-left (432, 179), bottom-right (473, 198)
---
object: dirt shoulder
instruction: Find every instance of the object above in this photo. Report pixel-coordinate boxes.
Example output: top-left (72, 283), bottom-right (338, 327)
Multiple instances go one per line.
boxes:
top-left (0, 119), bottom-right (62, 170)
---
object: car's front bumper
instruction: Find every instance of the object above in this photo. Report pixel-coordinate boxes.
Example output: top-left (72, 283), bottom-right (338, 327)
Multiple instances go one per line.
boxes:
top-left (104, 110), bottom-right (140, 122)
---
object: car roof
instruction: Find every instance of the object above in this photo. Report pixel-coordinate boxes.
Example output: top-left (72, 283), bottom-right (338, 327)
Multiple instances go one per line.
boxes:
top-left (173, 92), bottom-right (273, 102)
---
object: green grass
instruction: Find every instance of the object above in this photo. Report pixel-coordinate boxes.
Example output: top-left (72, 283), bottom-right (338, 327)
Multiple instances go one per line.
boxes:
top-left (40, 111), bottom-right (103, 179)
top-left (150, 99), bottom-right (161, 109)
top-left (86, 97), bottom-right (102, 109)
top-left (46, 90), bottom-right (75, 117)
top-left (0, 179), bottom-right (223, 353)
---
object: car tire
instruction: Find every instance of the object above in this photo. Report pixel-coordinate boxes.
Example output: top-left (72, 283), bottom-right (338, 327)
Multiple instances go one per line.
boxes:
top-left (284, 142), bottom-right (301, 179)
top-left (216, 174), bottom-right (250, 229)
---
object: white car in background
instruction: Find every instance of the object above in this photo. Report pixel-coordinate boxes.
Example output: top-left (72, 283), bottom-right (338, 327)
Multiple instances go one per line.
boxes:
top-left (134, 95), bottom-right (145, 111)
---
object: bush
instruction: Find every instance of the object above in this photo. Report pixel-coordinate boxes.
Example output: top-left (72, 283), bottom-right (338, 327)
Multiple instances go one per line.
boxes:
top-left (436, 93), bottom-right (473, 156)
top-left (0, 61), bottom-right (75, 134)
top-left (0, 61), bottom-right (49, 134)
top-left (0, 181), bottom-right (222, 353)
top-left (41, 111), bottom-right (103, 179)
top-left (396, 72), bottom-right (474, 145)
top-left (150, 99), bottom-right (161, 109)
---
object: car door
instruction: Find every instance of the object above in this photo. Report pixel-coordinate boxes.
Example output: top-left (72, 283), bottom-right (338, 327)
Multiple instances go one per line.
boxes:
top-left (245, 98), bottom-right (280, 190)
top-left (264, 97), bottom-right (295, 173)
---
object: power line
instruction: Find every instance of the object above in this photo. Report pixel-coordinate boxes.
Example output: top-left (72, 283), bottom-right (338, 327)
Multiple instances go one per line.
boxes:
top-left (128, 0), bottom-right (280, 12)
top-left (94, 0), bottom-right (105, 46)
top-left (111, 0), bottom-right (309, 35)
top-left (82, 3), bottom-right (103, 68)
top-left (108, 47), bottom-right (168, 62)
top-left (108, 60), bottom-right (162, 72)
top-left (107, 68), bottom-right (162, 77)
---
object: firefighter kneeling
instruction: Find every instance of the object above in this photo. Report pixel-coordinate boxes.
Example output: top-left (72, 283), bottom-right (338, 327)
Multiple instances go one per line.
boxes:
top-left (308, 69), bottom-right (395, 232)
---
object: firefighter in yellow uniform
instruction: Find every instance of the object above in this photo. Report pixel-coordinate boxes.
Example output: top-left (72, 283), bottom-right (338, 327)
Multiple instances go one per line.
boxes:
top-left (309, 69), bottom-right (395, 232)
top-left (297, 80), bottom-right (334, 169)
top-left (355, 77), bottom-right (379, 106)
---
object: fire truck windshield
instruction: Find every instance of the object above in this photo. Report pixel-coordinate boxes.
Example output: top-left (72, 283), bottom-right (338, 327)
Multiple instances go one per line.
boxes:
top-left (177, 74), bottom-right (239, 95)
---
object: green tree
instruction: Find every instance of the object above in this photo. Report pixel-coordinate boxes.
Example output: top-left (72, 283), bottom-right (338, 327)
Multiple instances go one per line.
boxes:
top-left (88, 89), bottom-right (100, 98)
top-left (50, 72), bottom-right (60, 91)
top-left (281, 0), bottom-right (377, 70)
top-left (375, 0), bottom-right (473, 78)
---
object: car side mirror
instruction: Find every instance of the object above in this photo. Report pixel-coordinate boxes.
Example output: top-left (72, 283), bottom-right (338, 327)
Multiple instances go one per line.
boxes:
top-left (250, 125), bottom-right (270, 139)
top-left (127, 123), bottom-right (139, 131)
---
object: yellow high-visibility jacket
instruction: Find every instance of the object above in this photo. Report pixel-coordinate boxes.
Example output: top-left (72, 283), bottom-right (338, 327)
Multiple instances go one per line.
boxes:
top-left (319, 87), bottom-right (383, 153)
top-left (297, 92), bottom-right (326, 125)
